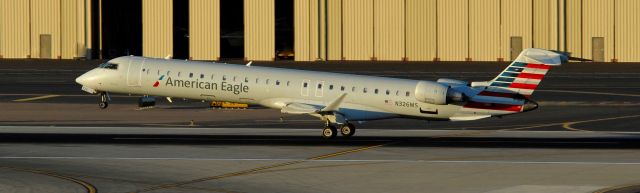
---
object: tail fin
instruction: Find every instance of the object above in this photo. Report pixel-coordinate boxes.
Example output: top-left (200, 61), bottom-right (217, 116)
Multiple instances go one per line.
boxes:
top-left (485, 48), bottom-right (562, 97)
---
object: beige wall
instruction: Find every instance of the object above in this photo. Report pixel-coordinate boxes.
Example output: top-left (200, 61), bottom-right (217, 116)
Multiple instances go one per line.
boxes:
top-left (31, 0), bottom-right (61, 59)
top-left (565, 0), bottom-right (582, 58)
top-left (61, 0), bottom-right (78, 59)
top-left (469, 0), bottom-right (500, 61)
top-left (189, 0), bottom-right (220, 60)
top-left (143, 0), bottom-right (173, 58)
top-left (533, 0), bottom-right (559, 51)
top-left (0, 0), bottom-right (30, 58)
top-left (582, 0), bottom-right (614, 62)
top-left (405, 0), bottom-right (436, 61)
top-left (294, 0), bottom-right (325, 61)
top-left (327, 0), bottom-right (342, 60)
top-left (437, 0), bottom-right (468, 61)
top-left (245, 0), bottom-right (275, 61)
top-left (342, 0), bottom-right (373, 60)
top-left (615, 0), bottom-right (640, 62)
top-left (374, 0), bottom-right (404, 61)
top-left (501, 0), bottom-right (533, 60)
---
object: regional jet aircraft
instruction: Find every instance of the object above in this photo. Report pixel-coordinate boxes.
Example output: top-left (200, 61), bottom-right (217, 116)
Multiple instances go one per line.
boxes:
top-left (76, 48), bottom-right (563, 138)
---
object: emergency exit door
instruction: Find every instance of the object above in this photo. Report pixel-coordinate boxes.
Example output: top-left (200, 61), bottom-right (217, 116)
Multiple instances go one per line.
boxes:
top-left (592, 37), bottom-right (605, 62)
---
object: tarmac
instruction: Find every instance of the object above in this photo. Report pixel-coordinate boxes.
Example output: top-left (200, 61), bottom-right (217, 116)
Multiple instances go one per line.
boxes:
top-left (0, 59), bottom-right (639, 193)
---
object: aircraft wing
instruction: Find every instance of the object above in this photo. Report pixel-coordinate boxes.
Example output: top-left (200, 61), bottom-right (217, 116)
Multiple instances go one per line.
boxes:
top-left (280, 103), bottom-right (319, 115)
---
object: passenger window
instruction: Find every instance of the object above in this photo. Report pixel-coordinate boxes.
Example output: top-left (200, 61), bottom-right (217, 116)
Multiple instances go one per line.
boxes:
top-left (396, 90), bottom-right (399, 96)
top-left (157, 70), bottom-right (160, 75)
top-left (223, 75), bottom-right (227, 81)
top-left (341, 86), bottom-right (345, 91)
top-left (211, 74), bottom-right (214, 80)
top-left (266, 79), bottom-right (270, 84)
top-left (142, 68), bottom-right (145, 72)
top-left (374, 89), bottom-right (379, 94)
top-left (244, 77), bottom-right (249, 83)
top-left (406, 91), bottom-right (410, 97)
top-left (189, 73), bottom-right (193, 78)
top-left (167, 71), bottom-right (171, 76)
top-left (352, 86), bottom-right (356, 92)
top-left (256, 78), bottom-right (259, 83)
top-left (287, 81), bottom-right (290, 86)
top-left (200, 74), bottom-right (204, 79)
top-left (318, 84), bottom-right (322, 89)
top-left (303, 82), bottom-right (308, 88)
top-left (363, 88), bottom-right (367, 93)
top-left (329, 85), bottom-right (334, 90)
top-left (233, 76), bottom-right (237, 82)
top-left (276, 80), bottom-right (280, 85)
top-left (386, 90), bottom-right (390, 95)
top-left (178, 72), bottom-right (181, 77)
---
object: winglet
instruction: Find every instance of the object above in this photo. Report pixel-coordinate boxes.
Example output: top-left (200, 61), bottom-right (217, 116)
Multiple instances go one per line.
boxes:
top-left (321, 93), bottom-right (347, 112)
top-left (246, 61), bottom-right (253, 67)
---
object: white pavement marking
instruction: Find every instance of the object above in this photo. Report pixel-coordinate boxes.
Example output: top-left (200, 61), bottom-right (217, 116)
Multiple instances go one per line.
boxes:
top-left (1, 156), bottom-right (640, 165)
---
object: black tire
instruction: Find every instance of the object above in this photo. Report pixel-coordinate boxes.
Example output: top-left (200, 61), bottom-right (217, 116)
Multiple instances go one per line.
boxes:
top-left (322, 126), bottom-right (337, 139)
top-left (99, 102), bottom-right (108, 109)
top-left (340, 123), bottom-right (356, 137)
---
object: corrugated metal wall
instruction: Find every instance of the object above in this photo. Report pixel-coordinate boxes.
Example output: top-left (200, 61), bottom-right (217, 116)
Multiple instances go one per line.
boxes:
top-left (294, 0), bottom-right (325, 61)
top-left (405, 0), bottom-right (436, 61)
top-left (189, 0), bottom-right (220, 60)
top-left (294, 0), bottom-right (311, 61)
top-left (31, 0), bottom-right (61, 59)
top-left (327, 0), bottom-right (342, 60)
top-left (0, 0), bottom-right (31, 58)
top-left (245, 0), bottom-right (275, 61)
top-left (533, 0), bottom-right (558, 51)
top-left (469, 0), bottom-right (500, 61)
top-left (615, 0), bottom-right (640, 62)
top-left (565, 0), bottom-right (582, 58)
top-left (142, 0), bottom-right (173, 58)
top-left (437, 0), bottom-right (468, 61)
top-left (501, 0), bottom-right (533, 60)
top-left (582, 0), bottom-right (614, 62)
top-left (342, 0), bottom-right (373, 60)
top-left (61, 0), bottom-right (77, 59)
top-left (374, 0), bottom-right (404, 61)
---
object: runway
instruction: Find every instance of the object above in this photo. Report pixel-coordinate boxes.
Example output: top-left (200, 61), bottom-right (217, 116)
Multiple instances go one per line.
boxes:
top-left (1, 60), bottom-right (640, 193)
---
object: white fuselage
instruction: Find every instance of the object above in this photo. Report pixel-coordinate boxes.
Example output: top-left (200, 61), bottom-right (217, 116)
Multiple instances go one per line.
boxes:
top-left (76, 56), bottom-right (527, 122)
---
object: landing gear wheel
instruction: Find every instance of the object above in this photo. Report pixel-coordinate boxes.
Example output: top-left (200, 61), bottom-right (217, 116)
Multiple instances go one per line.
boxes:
top-left (322, 126), bottom-right (338, 139)
top-left (98, 92), bottom-right (109, 109)
top-left (99, 102), bottom-right (108, 109)
top-left (340, 123), bottom-right (356, 137)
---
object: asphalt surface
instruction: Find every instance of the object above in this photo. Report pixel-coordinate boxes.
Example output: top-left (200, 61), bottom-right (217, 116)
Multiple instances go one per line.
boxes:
top-left (1, 59), bottom-right (640, 193)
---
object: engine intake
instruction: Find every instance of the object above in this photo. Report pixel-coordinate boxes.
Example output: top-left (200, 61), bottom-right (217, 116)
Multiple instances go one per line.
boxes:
top-left (414, 81), bottom-right (465, 105)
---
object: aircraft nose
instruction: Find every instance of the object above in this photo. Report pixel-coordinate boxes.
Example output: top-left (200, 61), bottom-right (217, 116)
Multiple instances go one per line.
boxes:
top-left (75, 74), bottom-right (88, 85)
top-left (522, 99), bottom-right (539, 112)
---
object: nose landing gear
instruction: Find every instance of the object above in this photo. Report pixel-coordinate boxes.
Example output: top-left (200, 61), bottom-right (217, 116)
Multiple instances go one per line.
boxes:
top-left (98, 92), bottom-right (110, 109)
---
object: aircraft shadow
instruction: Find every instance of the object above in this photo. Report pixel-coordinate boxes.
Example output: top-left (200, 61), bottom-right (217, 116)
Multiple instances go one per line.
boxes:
top-left (2, 133), bottom-right (640, 149)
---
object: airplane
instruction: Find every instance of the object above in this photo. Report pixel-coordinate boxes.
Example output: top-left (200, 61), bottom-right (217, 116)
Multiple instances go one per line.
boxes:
top-left (76, 48), bottom-right (564, 138)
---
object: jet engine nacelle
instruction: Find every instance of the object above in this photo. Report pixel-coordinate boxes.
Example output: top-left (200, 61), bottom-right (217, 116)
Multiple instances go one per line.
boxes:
top-left (414, 81), bottom-right (465, 105)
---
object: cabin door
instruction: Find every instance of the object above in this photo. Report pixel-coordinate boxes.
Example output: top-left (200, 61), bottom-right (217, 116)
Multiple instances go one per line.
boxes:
top-left (127, 58), bottom-right (144, 86)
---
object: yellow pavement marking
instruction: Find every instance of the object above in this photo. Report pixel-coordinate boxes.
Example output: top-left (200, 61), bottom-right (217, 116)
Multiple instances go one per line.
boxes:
top-left (1, 166), bottom-right (96, 193)
top-left (562, 114), bottom-right (640, 132)
top-left (12, 94), bottom-right (61, 102)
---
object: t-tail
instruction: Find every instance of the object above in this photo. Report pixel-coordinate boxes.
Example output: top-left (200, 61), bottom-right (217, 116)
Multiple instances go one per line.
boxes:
top-left (477, 48), bottom-right (562, 98)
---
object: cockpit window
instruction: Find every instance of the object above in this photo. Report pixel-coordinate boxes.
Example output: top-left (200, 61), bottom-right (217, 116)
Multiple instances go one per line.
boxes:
top-left (99, 63), bottom-right (118, 70)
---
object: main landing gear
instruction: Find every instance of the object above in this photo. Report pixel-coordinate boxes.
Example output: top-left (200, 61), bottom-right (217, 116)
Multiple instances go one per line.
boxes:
top-left (98, 92), bottom-right (109, 109)
top-left (321, 122), bottom-right (356, 139)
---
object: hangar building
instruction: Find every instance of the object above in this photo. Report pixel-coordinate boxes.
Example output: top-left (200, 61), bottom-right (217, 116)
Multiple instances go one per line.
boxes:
top-left (0, 0), bottom-right (639, 62)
